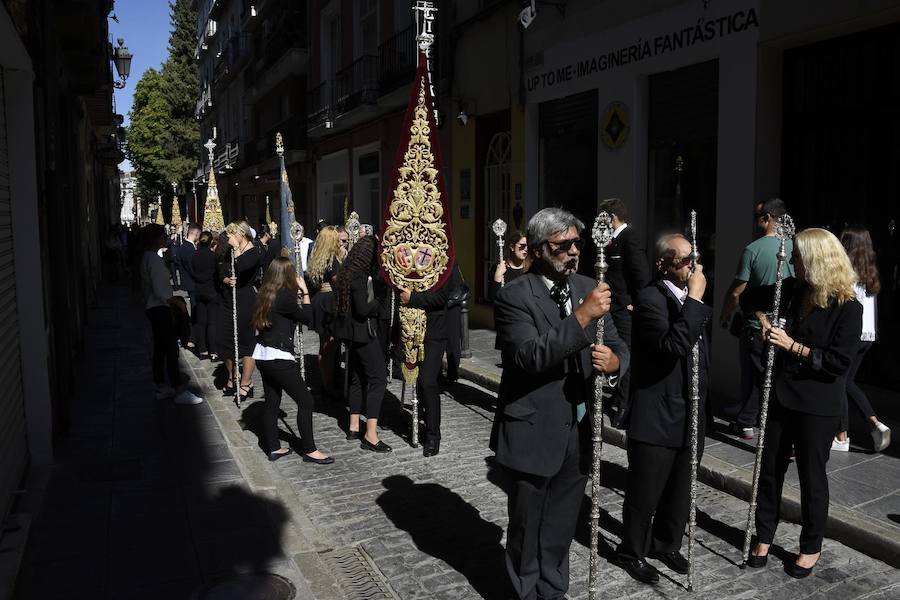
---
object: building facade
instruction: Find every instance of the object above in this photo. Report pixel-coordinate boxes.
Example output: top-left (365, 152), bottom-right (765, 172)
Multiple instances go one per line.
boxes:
top-left (195, 0), bottom-right (311, 231)
top-left (0, 0), bottom-right (122, 557)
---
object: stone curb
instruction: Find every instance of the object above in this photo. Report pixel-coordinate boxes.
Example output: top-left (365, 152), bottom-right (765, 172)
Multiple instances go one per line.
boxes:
top-left (455, 359), bottom-right (900, 568)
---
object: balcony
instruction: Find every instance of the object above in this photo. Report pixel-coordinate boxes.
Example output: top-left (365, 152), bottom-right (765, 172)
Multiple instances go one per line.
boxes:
top-left (261, 12), bottom-right (306, 71)
top-left (213, 33), bottom-right (252, 89)
top-left (307, 81), bottom-right (330, 128)
top-left (378, 25), bottom-right (417, 97)
top-left (333, 55), bottom-right (379, 115)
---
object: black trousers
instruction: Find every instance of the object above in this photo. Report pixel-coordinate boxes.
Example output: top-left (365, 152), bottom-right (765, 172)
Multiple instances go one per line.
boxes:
top-left (617, 437), bottom-right (702, 560)
top-left (418, 337), bottom-right (446, 442)
top-left (505, 421), bottom-right (589, 600)
top-left (445, 305), bottom-right (461, 379)
top-left (146, 306), bottom-right (179, 386)
top-left (755, 400), bottom-right (837, 554)
top-left (256, 359), bottom-right (316, 454)
top-left (348, 337), bottom-right (387, 419)
top-left (609, 309), bottom-right (632, 421)
top-left (193, 295), bottom-right (218, 355)
top-left (841, 341), bottom-right (875, 431)
top-left (734, 327), bottom-right (765, 427)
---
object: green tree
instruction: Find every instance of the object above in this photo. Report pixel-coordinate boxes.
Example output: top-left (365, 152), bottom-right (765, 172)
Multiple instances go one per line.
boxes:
top-left (159, 0), bottom-right (199, 185)
top-left (126, 68), bottom-right (169, 212)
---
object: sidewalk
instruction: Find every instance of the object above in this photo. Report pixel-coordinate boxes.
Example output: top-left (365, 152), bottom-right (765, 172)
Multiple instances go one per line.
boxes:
top-left (11, 283), bottom-right (318, 599)
top-left (458, 329), bottom-right (900, 568)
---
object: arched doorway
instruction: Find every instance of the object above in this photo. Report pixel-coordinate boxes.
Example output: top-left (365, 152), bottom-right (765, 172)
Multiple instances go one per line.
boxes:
top-left (483, 131), bottom-right (511, 298)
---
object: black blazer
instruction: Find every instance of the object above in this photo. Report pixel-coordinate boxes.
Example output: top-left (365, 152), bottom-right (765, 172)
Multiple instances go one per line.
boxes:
top-left (626, 281), bottom-right (712, 448)
top-left (336, 273), bottom-right (383, 343)
top-left (407, 265), bottom-right (463, 342)
top-left (491, 272), bottom-right (630, 478)
top-left (774, 284), bottom-right (862, 417)
top-left (192, 246), bottom-right (217, 300)
top-left (605, 226), bottom-right (651, 313)
top-left (257, 288), bottom-right (312, 352)
top-left (177, 242), bottom-right (198, 291)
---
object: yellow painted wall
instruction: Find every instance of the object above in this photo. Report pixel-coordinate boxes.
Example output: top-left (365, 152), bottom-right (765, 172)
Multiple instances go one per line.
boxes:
top-left (450, 114), bottom-right (477, 299)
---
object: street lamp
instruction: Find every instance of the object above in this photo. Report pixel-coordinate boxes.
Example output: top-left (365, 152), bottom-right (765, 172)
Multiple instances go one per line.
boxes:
top-left (112, 38), bottom-right (133, 89)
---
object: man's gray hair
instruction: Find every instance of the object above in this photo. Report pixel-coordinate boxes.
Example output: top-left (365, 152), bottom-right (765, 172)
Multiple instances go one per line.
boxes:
top-left (654, 233), bottom-right (687, 261)
top-left (526, 208), bottom-right (585, 250)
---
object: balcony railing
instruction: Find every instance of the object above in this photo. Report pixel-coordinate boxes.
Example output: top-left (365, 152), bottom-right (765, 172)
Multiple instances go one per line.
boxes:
top-left (333, 54), bottom-right (379, 115)
top-left (214, 33), bottom-right (252, 87)
top-left (307, 80), bottom-right (330, 127)
top-left (262, 13), bottom-right (307, 70)
top-left (378, 25), bottom-right (416, 96)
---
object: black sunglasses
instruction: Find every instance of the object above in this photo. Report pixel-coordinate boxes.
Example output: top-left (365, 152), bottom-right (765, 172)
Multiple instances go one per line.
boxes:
top-left (544, 237), bottom-right (585, 255)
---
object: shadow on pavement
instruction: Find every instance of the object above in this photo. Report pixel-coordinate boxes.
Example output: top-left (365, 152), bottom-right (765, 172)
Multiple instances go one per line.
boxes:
top-left (376, 475), bottom-right (513, 600)
top-left (13, 283), bottom-right (293, 600)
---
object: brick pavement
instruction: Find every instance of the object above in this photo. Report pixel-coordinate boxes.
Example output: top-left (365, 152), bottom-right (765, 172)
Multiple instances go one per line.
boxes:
top-left (195, 326), bottom-right (900, 600)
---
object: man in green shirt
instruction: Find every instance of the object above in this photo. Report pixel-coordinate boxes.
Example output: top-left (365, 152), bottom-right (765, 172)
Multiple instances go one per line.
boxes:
top-left (719, 198), bottom-right (794, 439)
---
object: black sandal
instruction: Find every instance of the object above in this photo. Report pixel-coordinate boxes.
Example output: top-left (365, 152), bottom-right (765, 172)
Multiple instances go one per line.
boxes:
top-left (222, 383), bottom-right (236, 397)
top-left (239, 383), bottom-right (254, 400)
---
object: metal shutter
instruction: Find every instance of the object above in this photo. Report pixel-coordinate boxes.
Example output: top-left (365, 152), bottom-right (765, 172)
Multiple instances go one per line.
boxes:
top-left (0, 66), bottom-right (28, 526)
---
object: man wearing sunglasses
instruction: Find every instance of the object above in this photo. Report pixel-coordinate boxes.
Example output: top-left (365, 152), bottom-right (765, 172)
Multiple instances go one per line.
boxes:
top-left (491, 207), bottom-right (628, 600)
top-left (615, 233), bottom-right (711, 584)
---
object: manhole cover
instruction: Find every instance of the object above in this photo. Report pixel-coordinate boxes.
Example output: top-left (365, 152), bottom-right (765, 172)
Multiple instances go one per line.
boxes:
top-left (198, 573), bottom-right (296, 600)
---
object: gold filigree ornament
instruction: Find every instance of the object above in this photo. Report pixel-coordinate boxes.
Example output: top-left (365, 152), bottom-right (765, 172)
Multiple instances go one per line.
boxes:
top-left (381, 77), bottom-right (451, 383)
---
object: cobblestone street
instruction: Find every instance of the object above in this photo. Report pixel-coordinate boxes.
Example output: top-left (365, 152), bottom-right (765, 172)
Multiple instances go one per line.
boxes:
top-left (192, 329), bottom-right (900, 600)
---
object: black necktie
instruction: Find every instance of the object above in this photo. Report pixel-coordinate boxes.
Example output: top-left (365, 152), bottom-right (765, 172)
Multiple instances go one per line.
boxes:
top-left (549, 282), bottom-right (570, 318)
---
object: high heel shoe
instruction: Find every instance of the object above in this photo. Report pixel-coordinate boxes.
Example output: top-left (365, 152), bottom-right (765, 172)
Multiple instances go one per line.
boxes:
top-left (239, 383), bottom-right (254, 400)
top-left (784, 560), bottom-right (814, 579)
top-left (222, 384), bottom-right (236, 397)
top-left (745, 553), bottom-right (768, 568)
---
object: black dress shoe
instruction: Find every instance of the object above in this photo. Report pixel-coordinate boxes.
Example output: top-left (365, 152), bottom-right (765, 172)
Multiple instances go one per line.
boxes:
top-left (423, 440), bottom-right (440, 457)
top-left (302, 454), bottom-right (335, 465)
top-left (784, 560), bottom-right (814, 579)
top-left (745, 553), bottom-right (768, 568)
top-left (649, 550), bottom-right (689, 574)
top-left (346, 430), bottom-right (360, 441)
top-left (361, 438), bottom-right (392, 453)
top-left (616, 557), bottom-right (659, 584)
top-left (268, 448), bottom-right (293, 462)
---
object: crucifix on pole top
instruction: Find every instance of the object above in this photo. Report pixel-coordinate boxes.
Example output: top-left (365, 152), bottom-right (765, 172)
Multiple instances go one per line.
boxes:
top-left (204, 138), bottom-right (216, 165)
top-left (275, 132), bottom-right (284, 157)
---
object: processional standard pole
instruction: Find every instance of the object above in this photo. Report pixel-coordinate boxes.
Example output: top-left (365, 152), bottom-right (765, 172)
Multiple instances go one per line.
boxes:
top-left (740, 214), bottom-right (796, 566)
top-left (587, 212), bottom-right (613, 600)
top-left (687, 209), bottom-right (701, 591)
top-left (379, 0), bottom-right (454, 448)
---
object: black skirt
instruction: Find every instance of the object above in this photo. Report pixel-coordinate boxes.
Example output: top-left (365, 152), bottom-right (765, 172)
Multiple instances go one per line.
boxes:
top-left (311, 291), bottom-right (336, 337)
top-left (217, 285), bottom-right (257, 358)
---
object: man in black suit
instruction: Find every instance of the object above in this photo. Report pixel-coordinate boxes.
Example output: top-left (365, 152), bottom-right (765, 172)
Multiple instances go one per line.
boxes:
top-left (615, 233), bottom-right (710, 584)
top-left (492, 207), bottom-right (629, 600)
top-left (597, 197), bottom-right (650, 427)
top-left (177, 224), bottom-right (201, 347)
top-left (400, 263), bottom-right (463, 457)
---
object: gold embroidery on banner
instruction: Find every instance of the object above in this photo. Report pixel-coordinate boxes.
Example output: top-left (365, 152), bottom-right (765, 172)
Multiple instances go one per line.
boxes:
top-left (399, 306), bottom-right (427, 383)
top-left (381, 76), bottom-right (450, 294)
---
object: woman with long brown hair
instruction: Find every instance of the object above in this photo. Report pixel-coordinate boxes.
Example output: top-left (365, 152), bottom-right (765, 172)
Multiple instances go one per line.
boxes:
top-left (488, 230), bottom-right (530, 301)
top-left (334, 236), bottom-right (391, 452)
top-left (306, 225), bottom-right (346, 392)
top-left (750, 228), bottom-right (862, 578)
top-left (252, 258), bottom-right (332, 464)
top-left (834, 226), bottom-right (891, 452)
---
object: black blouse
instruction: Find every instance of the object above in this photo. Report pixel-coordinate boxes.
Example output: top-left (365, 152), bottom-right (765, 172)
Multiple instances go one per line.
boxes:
top-left (257, 288), bottom-right (312, 352)
top-left (774, 283), bottom-right (863, 417)
top-left (488, 264), bottom-right (527, 301)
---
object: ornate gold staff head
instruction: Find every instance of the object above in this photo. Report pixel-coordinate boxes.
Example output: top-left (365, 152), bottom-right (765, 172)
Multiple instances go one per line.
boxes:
top-left (592, 212), bottom-right (613, 281)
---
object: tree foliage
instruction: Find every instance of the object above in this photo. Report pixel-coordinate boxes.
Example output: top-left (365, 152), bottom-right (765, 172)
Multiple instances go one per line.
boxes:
top-left (126, 0), bottom-right (198, 214)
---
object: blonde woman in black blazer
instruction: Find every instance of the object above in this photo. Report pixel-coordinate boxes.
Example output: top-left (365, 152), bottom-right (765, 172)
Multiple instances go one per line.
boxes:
top-left (749, 228), bottom-right (862, 579)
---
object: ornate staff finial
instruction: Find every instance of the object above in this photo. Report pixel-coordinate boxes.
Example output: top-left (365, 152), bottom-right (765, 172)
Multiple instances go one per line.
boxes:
top-left (413, 1), bottom-right (438, 51)
top-left (346, 211), bottom-right (361, 248)
top-left (290, 222), bottom-right (305, 242)
top-left (591, 212), bottom-right (614, 279)
top-left (275, 132), bottom-right (284, 157)
top-left (491, 218), bottom-right (507, 238)
top-left (204, 138), bottom-right (216, 165)
top-left (690, 209), bottom-right (700, 266)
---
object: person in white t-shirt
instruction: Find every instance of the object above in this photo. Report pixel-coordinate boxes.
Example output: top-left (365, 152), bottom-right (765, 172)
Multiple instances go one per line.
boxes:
top-left (834, 226), bottom-right (890, 452)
